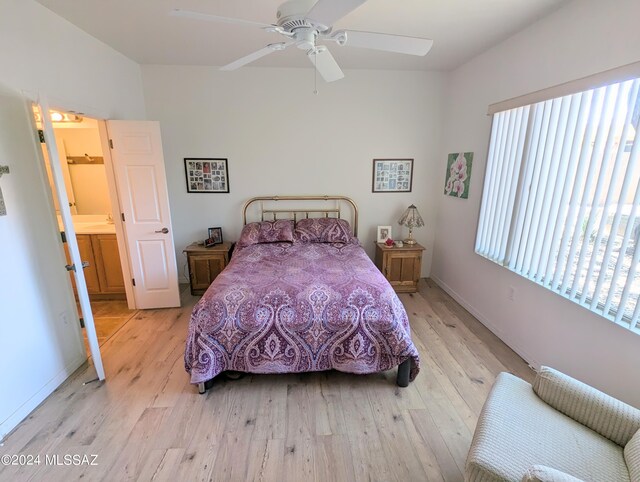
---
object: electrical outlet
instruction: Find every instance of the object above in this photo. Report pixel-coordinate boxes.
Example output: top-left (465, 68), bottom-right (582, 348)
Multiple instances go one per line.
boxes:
top-left (508, 286), bottom-right (515, 301)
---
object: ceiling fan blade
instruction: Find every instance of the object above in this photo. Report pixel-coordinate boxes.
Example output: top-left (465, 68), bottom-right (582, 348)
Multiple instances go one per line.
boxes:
top-left (308, 48), bottom-right (344, 83)
top-left (341, 30), bottom-right (433, 56)
top-left (170, 9), bottom-right (274, 29)
top-left (306, 0), bottom-right (368, 29)
top-left (220, 42), bottom-right (292, 71)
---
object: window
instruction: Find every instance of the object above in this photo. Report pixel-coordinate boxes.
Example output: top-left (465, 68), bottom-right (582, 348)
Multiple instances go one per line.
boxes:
top-left (476, 76), bottom-right (640, 333)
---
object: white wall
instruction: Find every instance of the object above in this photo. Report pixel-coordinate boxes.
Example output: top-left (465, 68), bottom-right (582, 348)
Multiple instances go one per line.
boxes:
top-left (142, 66), bottom-right (445, 279)
top-left (432, 0), bottom-right (640, 406)
top-left (0, 0), bottom-right (146, 440)
top-left (0, 86), bottom-right (87, 441)
top-left (0, 0), bottom-right (145, 119)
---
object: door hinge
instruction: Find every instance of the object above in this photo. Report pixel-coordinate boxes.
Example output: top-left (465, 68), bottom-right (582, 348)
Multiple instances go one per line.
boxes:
top-left (65, 261), bottom-right (89, 272)
top-left (60, 231), bottom-right (67, 243)
top-left (79, 317), bottom-right (85, 328)
top-left (121, 212), bottom-right (125, 222)
top-left (38, 129), bottom-right (45, 143)
top-left (109, 139), bottom-right (114, 149)
top-left (132, 278), bottom-right (136, 286)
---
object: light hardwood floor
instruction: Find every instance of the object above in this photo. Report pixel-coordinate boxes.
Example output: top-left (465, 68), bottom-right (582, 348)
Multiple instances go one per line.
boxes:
top-left (0, 279), bottom-right (533, 482)
top-left (81, 299), bottom-right (138, 348)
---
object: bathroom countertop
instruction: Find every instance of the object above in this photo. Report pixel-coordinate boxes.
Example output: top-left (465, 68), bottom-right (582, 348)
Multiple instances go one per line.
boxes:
top-left (57, 214), bottom-right (116, 235)
top-left (73, 222), bottom-right (116, 235)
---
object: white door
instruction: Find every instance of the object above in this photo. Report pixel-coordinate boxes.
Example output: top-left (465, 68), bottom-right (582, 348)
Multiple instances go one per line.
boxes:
top-left (42, 135), bottom-right (78, 214)
top-left (38, 98), bottom-right (105, 380)
top-left (106, 121), bottom-right (180, 309)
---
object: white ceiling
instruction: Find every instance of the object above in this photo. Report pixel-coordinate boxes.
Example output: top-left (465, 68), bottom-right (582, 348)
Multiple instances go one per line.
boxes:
top-left (35, 0), bottom-right (568, 71)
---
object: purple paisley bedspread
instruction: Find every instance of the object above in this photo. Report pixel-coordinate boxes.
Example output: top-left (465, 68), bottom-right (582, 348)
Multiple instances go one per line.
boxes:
top-left (184, 242), bottom-right (420, 384)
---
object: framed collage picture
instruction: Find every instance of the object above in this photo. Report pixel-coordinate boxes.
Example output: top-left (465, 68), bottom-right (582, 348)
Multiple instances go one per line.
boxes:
top-left (184, 158), bottom-right (229, 193)
top-left (372, 159), bottom-right (413, 193)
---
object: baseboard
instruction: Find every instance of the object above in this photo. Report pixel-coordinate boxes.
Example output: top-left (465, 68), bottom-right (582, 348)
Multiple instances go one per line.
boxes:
top-left (429, 275), bottom-right (539, 370)
top-left (0, 354), bottom-right (86, 442)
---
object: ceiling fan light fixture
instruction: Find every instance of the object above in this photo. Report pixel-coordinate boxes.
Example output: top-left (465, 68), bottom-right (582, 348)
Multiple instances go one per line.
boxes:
top-left (294, 27), bottom-right (318, 50)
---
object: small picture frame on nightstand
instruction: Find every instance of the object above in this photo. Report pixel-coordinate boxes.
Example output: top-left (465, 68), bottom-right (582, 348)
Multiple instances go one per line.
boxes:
top-left (205, 227), bottom-right (223, 247)
top-left (377, 225), bottom-right (392, 243)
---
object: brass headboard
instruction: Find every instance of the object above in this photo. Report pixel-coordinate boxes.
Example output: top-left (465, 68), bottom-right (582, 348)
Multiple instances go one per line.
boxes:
top-left (242, 195), bottom-right (359, 237)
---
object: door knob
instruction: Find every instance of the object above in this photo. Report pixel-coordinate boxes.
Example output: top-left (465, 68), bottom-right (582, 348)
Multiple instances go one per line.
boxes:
top-left (155, 227), bottom-right (169, 234)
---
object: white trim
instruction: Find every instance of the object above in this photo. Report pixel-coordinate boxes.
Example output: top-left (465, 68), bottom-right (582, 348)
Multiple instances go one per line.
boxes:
top-left (429, 275), bottom-right (539, 370)
top-left (0, 355), bottom-right (85, 442)
top-left (488, 61), bottom-right (640, 115)
top-left (98, 120), bottom-right (136, 310)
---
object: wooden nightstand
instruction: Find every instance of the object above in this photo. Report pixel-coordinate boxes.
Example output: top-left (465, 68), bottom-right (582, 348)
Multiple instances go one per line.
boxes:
top-left (374, 242), bottom-right (424, 293)
top-left (183, 242), bottom-right (232, 295)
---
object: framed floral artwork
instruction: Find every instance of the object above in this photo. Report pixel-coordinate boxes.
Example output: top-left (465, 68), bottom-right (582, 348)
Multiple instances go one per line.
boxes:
top-left (444, 152), bottom-right (473, 199)
top-left (184, 158), bottom-right (229, 193)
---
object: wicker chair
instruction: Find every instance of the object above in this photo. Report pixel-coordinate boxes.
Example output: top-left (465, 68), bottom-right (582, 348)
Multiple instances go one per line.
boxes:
top-left (465, 366), bottom-right (640, 482)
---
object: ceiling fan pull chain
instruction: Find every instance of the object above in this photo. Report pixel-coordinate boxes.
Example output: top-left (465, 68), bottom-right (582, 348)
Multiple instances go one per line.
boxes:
top-left (313, 50), bottom-right (318, 95)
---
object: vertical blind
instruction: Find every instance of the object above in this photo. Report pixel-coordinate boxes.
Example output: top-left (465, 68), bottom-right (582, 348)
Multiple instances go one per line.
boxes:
top-left (476, 77), bottom-right (640, 333)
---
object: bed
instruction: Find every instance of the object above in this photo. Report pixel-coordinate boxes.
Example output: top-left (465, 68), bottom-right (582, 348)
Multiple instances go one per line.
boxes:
top-left (185, 196), bottom-right (420, 393)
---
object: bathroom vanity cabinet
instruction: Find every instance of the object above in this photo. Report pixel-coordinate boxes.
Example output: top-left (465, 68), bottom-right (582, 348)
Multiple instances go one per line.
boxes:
top-left (65, 233), bottom-right (125, 299)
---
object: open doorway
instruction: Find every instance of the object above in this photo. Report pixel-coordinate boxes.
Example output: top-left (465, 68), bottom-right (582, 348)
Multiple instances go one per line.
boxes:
top-left (36, 109), bottom-right (137, 349)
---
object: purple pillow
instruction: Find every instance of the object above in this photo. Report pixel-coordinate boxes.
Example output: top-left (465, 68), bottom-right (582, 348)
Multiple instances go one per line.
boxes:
top-left (294, 218), bottom-right (356, 244)
top-left (237, 220), bottom-right (294, 247)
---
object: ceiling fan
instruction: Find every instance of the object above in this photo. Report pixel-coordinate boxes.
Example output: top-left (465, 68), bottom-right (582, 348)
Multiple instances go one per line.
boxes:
top-left (170, 0), bottom-right (433, 83)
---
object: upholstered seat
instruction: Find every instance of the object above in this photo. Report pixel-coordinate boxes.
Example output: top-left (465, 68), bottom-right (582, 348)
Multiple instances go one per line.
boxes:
top-left (465, 367), bottom-right (640, 482)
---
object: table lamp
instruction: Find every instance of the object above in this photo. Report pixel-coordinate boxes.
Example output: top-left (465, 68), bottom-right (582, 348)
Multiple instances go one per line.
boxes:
top-left (398, 204), bottom-right (424, 245)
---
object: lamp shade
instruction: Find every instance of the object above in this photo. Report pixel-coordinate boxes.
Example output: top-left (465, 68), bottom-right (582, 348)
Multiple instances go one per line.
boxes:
top-left (398, 204), bottom-right (424, 228)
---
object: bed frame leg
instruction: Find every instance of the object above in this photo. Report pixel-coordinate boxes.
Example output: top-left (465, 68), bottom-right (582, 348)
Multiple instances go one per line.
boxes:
top-left (198, 379), bottom-right (215, 394)
top-left (396, 359), bottom-right (411, 387)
